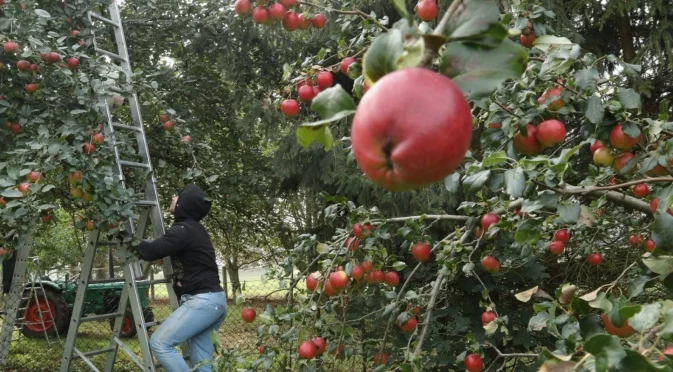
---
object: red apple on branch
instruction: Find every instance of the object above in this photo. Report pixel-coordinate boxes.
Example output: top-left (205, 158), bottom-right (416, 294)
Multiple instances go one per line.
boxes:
top-left (610, 124), bottom-right (642, 151)
top-left (481, 311), bottom-right (496, 326)
top-left (554, 229), bottom-right (570, 243)
top-left (297, 341), bottom-right (317, 359)
top-left (234, 0), bottom-right (251, 15)
top-left (465, 354), bottom-right (484, 372)
top-left (352, 222), bottom-right (373, 239)
top-left (411, 242), bottom-right (431, 262)
top-left (513, 124), bottom-right (542, 156)
top-left (549, 241), bottom-right (565, 255)
top-left (311, 14), bottom-right (326, 28)
top-left (241, 307), bottom-right (256, 323)
top-left (416, 0), bottom-right (438, 21)
top-left (536, 120), bottom-right (566, 147)
top-left (281, 99), bottom-right (300, 118)
top-left (252, 6), bottom-right (269, 23)
top-left (3, 41), bottom-right (19, 53)
top-left (481, 256), bottom-right (501, 273)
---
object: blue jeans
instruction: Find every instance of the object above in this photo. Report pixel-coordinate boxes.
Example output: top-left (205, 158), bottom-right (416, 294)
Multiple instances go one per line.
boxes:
top-left (150, 291), bottom-right (227, 372)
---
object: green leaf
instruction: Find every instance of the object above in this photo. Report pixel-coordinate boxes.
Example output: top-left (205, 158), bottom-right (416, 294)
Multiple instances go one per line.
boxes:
top-left (621, 349), bottom-right (666, 372)
top-left (504, 168), bottom-right (525, 198)
top-left (532, 35), bottom-right (574, 53)
top-left (642, 256), bottom-right (673, 276)
top-left (583, 334), bottom-right (626, 371)
top-left (315, 243), bottom-right (330, 254)
top-left (391, 0), bottom-right (409, 18)
top-left (311, 85), bottom-right (357, 119)
top-left (396, 37), bottom-right (425, 70)
top-left (660, 309), bottom-right (673, 340)
top-left (463, 170), bottom-right (491, 193)
top-left (628, 276), bottom-right (650, 299)
top-left (440, 39), bottom-right (528, 100)
top-left (528, 312), bottom-right (551, 331)
top-left (34, 9), bottom-right (51, 18)
top-left (47, 143), bottom-right (61, 156)
top-left (514, 219), bottom-right (542, 244)
top-left (629, 303), bottom-right (661, 333)
top-left (585, 95), bottom-right (605, 124)
top-left (618, 88), bottom-right (642, 110)
top-left (296, 125), bottom-right (335, 151)
top-left (575, 67), bottom-right (599, 91)
top-left (444, 173), bottom-right (461, 194)
top-left (556, 202), bottom-right (581, 224)
top-left (2, 190), bottom-right (23, 198)
top-left (449, 0), bottom-right (505, 45)
top-left (653, 210), bottom-right (673, 250)
top-left (392, 261), bottom-right (407, 271)
top-left (483, 151), bottom-right (509, 167)
top-left (363, 29), bottom-right (403, 84)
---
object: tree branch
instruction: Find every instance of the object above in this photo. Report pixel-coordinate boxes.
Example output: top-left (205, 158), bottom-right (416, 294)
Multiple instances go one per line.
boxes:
top-left (420, 0), bottom-right (465, 66)
top-left (296, 1), bottom-right (388, 31)
top-left (370, 214), bottom-right (470, 225)
top-left (533, 181), bottom-right (651, 214)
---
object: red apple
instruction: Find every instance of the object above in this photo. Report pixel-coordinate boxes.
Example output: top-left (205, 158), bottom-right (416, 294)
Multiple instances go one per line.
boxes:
top-left (481, 213), bottom-right (500, 231)
top-left (181, 135), bottom-right (192, 144)
top-left (30, 64), bottom-right (38, 72)
top-left (536, 120), bottom-right (566, 147)
top-left (344, 236), bottom-right (360, 251)
top-left (252, 6), bottom-right (269, 23)
top-left (316, 71), bottom-right (333, 90)
top-left (367, 270), bottom-right (385, 284)
top-left (298, 341), bottom-right (317, 359)
top-left (537, 87), bottom-right (565, 110)
top-left (549, 241), bottom-right (565, 255)
top-left (241, 307), bottom-right (257, 323)
top-left (340, 57), bottom-right (356, 75)
top-left (601, 313), bottom-right (635, 338)
top-left (298, 84), bottom-right (314, 102)
top-left (92, 133), bottom-right (104, 144)
top-left (259, 345), bottom-right (265, 354)
top-left (554, 229), bottom-right (571, 243)
top-left (373, 352), bottom-right (388, 365)
top-left (312, 86), bottom-right (321, 97)
top-left (306, 272), bottom-right (320, 292)
top-left (160, 114), bottom-right (169, 123)
top-left (311, 14), bottom-right (327, 28)
top-left (646, 164), bottom-right (668, 177)
top-left (351, 265), bottom-right (364, 279)
top-left (163, 121), bottom-right (174, 131)
top-left (26, 171), bottom-right (41, 182)
top-left (465, 354), bottom-right (484, 372)
top-left (520, 32), bottom-right (537, 48)
top-left (399, 316), bottom-right (417, 332)
top-left (281, 99), bottom-right (300, 118)
top-left (41, 215), bottom-right (52, 223)
top-left (70, 29), bottom-right (80, 37)
top-left (648, 198), bottom-right (673, 215)
top-left (25, 84), bottom-right (39, 93)
top-left (279, 0), bottom-right (296, 7)
top-left (351, 68), bottom-right (472, 191)
top-left (329, 270), bottom-right (349, 289)
top-left (613, 152), bottom-right (636, 173)
top-left (70, 187), bottom-right (83, 199)
top-left (82, 142), bottom-right (96, 154)
top-left (587, 252), bottom-right (602, 266)
top-left (629, 234), bottom-right (642, 246)
top-left (67, 57), bottom-right (80, 69)
top-left (3, 41), bottom-right (18, 53)
top-left (10, 123), bottom-right (21, 134)
top-left (645, 240), bottom-right (656, 252)
top-left (416, 0), bottom-right (438, 21)
top-left (481, 311), bottom-right (497, 326)
top-left (593, 147), bottom-right (614, 167)
top-left (411, 242), bottom-right (431, 262)
top-left (234, 0), bottom-right (252, 15)
top-left (17, 60), bottom-right (31, 71)
top-left (17, 183), bottom-right (31, 195)
top-left (352, 222), bottom-right (373, 239)
top-left (513, 124), bottom-right (542, 156)
top-left (590, 140), bottom-right (605, 154)
top-left (610, 124), bottom-right (642, 152)
top-left (0, 197), bottom-right (6, 207)
top-left (481, 256), bottom-right (501, 273)
top-left (632, 184), bottom-right (649, 198)
top-left (384, 271), bottom-right (400, 286)
top-left (268, 3), bottom-right (285, 19)
top-left (361, 261), bottom-right (374, 273)
top-left (283, 11), bottom-right (300, 31)
top-left (68, 171), bottom-right (82, 184)
top-left (312, 337), bottom-right (326, 355)
top-left (47, 52), bottom-right (60, 63)
top-left (409, 304), bottom-right (422, 314)
top-left (298, 13), bottom-right (311, 29)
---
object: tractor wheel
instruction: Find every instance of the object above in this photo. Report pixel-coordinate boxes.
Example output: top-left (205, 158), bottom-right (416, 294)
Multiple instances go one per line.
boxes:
top-left (19, 289), bottom-right (69, 338)
top-left (109, 308), bottom-right (154, 338)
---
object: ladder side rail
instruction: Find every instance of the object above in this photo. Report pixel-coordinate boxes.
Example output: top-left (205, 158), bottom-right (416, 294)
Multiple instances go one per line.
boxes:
top-left (0, 240), bottom-right (33, 365)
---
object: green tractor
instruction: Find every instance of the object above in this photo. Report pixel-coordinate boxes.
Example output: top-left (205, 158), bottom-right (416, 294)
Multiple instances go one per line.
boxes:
top-left (20, 275), bottom-right (154, 339)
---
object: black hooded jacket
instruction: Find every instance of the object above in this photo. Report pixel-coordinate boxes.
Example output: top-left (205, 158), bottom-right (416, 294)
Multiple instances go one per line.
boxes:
top-left (137, 184), bottom-right (223, 297)
top-left (2, 252), bottom-right (16, 295)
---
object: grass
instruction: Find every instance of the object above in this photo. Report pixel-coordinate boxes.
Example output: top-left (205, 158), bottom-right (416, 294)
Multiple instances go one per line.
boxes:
top-left (1, 281), bottom-right (292, 371)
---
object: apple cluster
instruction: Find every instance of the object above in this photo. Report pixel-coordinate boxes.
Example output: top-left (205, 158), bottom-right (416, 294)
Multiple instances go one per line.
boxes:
top-left (233, 0), bottom-right (326, 31)
top-left (511, 88), bottom-right (568, 156)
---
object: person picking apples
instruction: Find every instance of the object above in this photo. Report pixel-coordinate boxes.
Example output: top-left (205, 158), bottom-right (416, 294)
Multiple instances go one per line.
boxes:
top-left (0, 248), bottom-right (16, 312)
top-left (122, 184), bottom-right (225, 372)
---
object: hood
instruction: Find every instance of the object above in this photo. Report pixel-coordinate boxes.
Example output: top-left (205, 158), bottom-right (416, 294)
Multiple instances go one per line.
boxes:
top-left (174, 184), bottom-right (211, 222)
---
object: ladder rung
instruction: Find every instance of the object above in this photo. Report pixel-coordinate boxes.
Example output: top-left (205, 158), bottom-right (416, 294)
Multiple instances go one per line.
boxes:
top-left (73, 347), bottom-right (116, 359)
top-left (81, 312), bottom-right (122, 323)
top-left (119, 160), bottom-right (150, 169)
top-left (137, 278), bottom-right (171, 286)
top-left (98, 240), bottom-right (121, 246)
top-left (89, 12), bottom-right (120, 28)
top-left (73, 348), bottom-right (102, 372)
top-left (94, 47), bottom-right (127, 63)
top-left (112, 123), bottom-right (142, 132)
top-left (89, 278), bottom-right (125, 284)
top-left (134, 200), bottom-right (159, 207)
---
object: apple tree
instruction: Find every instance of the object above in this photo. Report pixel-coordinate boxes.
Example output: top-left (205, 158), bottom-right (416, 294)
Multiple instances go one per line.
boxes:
top-left (222, 0), bottom-right (673, 371)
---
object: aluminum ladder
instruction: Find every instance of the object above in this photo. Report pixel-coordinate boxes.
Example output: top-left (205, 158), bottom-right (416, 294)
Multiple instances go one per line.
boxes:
top-left (59, 2), bottom-right (186, 371)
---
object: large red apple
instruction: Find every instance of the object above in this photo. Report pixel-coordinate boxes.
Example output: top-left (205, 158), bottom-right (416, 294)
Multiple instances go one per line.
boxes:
top-left (587, 252), bottom-right (602, 266)
top-left (465, 354), bottom-right (484, 372)
top-left (384, 271), bottom-right (400, 286)
top-left (549, 241), bottom-right (565, 255)
top-left (361, 261), bottom-right (374, 273)
top-left (306, 272), bottom-right (319, 292)
top-left (311, 14), bottom-right (327, 28)
top-left (3, 41), bottom-right (18, 53)
top-left (82, 142), bottom-right (96, 154)
top-left (351, 68), bottom-right (472, 191)
top-left (645, 240), bottom-right (656, 252)
top-left (613, 152), bottom-right (636, 173)
top-left (481, 256), bottom-right (500, 273)
top-left (593, 147), bottom-right (614, 167)
top-left (283, 12), bottom-right (300, 31)
top-left (610, 124), bottom-right (642, 151)
top-left (298, 85), bottom-right (314, 102)
top-left (537, 87), bottom-right (565, 110)
top-left (67, 57), bottom-right (80, 69)
top-left (17, 60), bottom-right (31, 71)
top-left (316, 71), bottom-right (333, 90)
top-left (181, 135), bottom-right (192, 144)
top-left (340, 57), bottom-right (357, 76)
top-left (298, 341), bottom-right (317, 359)
top-left (536, 120), bottom-right (566, 147)
top-left (352, 222), bottom-right (373, 239)
top-left (329, 270), bottom-right (349, 289)
top-left (481, 311), bottom-right (496, 325)
top-left (281, 99), bottom-right (300, 118)
top-left (481, 213), bottom-right (500, 231)
top-left (47, 52), bottom-right (60, 63)
top-left (513, 124), bottom-right (542, 156)
top-left (298, 14), bottom-right (311, 29)
top-left (554, 229), bottom-right (570, 243)
top-left (629, 234), bottom-right (642, 246)
top-left (399, 316), bottom-right (417, 332)
top-left (323, 280), bottom-right (339, 296)
top-left (268, 3), bottom-right (285, 19)
top-left (241, 307), bottom-right (257, 323)
top-left (252, 6), bottom-right (269, 23)
top-left (520, 33), bottom-right (537, 48)
top-left (367, 270), bottom-right (385, 284)
top-left (351, 265), bottom-right (364, 279)
top-left (312, 337), bottom-right (326, 355)
top-left (234, 0), bottom-right (252, 15)
top-left (632, 184), bottom-right (649, 198)
top-left (411, 242), bottom-right (431, 262)
top-left (416, 0), bottom-right (438, 21)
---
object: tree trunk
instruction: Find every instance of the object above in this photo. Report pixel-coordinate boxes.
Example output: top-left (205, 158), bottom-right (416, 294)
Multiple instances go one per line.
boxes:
top-left (226, 259), bottom-right (242, 296)
top-left (616, 13), bottom-right (636, 62)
